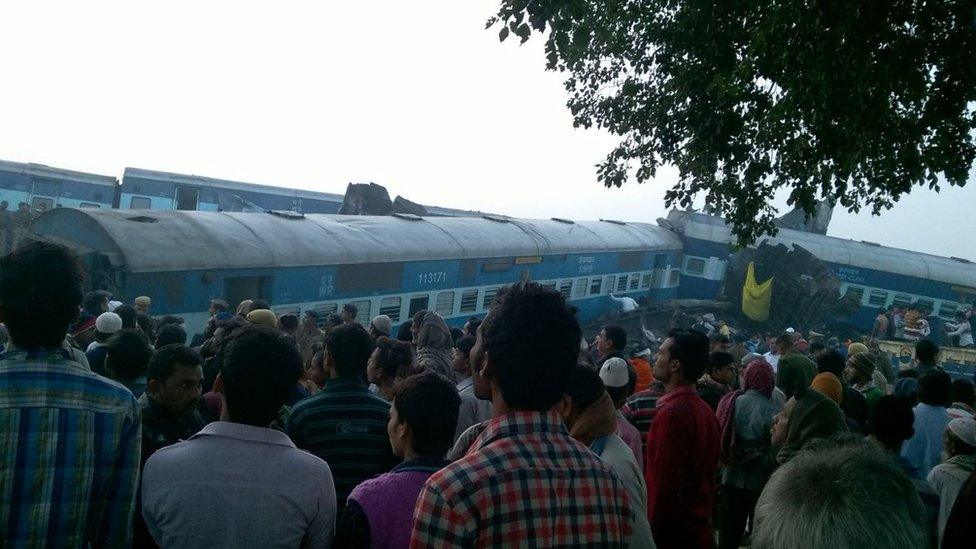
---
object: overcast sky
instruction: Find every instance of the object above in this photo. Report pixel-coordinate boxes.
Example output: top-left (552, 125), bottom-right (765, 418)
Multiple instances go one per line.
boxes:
top-left (1, 1), bottom-right (972, 260)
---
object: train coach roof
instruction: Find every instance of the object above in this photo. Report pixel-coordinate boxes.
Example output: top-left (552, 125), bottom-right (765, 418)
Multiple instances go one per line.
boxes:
top-left (33, 209), bottom-right (681, 273)
top-left (666, 210), bottom-right (976, 288)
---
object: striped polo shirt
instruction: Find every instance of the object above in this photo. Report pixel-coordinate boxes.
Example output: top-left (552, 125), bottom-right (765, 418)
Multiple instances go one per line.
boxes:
top-left (286, 377), bottom-right (397, 512)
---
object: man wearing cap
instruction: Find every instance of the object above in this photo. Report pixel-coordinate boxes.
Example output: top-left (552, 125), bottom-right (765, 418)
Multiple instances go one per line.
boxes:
top-left (86, 312), bottom-right (123, 377)
top-left (927, 417), bottom-right (976, 544)
top-left (561, 366), bottom-right (655, 549)
top-left (246, 309), bottom-right (278, 328)
top-left (296, 311), bottom-right (324, 364)
top-left (368, 315), bottom-right (392, 341)
top-left (341, 303), bottom-right (358, 324)
top-left (845, 350), bottom-right (884, 408)
top-left (134, 296), bottom-right (152, 315)
top-left (600, 356), bottom-right (644, 468)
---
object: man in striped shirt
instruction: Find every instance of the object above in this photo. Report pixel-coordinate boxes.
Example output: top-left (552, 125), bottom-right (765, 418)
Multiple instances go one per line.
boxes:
top-left (0, 241), bottom-right (141, 548)
top-left (621, 379), bottom-right (667, 455)
top-left (287, 322), bottom-right (397, 513)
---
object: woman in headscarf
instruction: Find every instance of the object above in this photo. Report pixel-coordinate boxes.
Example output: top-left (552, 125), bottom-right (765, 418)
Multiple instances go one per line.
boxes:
top-left (715, 358), bottom-right (779, 549)
top-left (411, 310), bottom-right (455, 381)
top-left (771, 387), bottom-right (848, 465)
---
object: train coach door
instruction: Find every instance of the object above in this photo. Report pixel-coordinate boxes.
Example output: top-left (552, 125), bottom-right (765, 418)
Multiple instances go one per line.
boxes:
top-left (407, 295), bottom-right (429, 319)
top-left (175, 186), bottom-right (199, 211)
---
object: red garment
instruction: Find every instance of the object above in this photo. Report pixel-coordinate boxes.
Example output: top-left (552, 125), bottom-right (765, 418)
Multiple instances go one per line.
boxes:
top-left (630, 357), bottom-right (654, 393)
top-left (644, 384), bottom-right (721, 549)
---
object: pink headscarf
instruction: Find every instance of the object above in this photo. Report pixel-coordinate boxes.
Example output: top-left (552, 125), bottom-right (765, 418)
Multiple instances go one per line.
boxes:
top-left (716, 359), bottom-right (776, 462)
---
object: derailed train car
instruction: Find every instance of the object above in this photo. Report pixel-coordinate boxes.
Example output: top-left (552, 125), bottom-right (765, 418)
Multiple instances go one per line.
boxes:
top-left (666, 209), bottom-right (976, 332)
top-left (31, 208), bottom-right (683, 337)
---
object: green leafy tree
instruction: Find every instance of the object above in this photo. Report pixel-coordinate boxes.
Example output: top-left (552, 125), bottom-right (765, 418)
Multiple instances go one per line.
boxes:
top-left (491, 0), bottom-right (976, 243)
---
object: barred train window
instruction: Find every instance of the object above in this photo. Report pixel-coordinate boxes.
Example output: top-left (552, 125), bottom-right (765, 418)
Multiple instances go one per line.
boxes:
top-left (379, 297), bottom-right (401, 322)
top-left (559, 280), bottom-right (573, 300)
top-left (590, 277), bottom-right (603, 296)
top-left (459, 290), bottom-right (479, 314)
top-left (435, 291), bottom-right (455, 317)
top-left (573, 278), bottom-right (588, 299)
top-left (685, 257), bottom-right (706, 275)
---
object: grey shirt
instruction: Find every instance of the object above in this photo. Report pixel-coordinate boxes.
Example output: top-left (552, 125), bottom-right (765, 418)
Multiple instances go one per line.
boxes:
top-left (142, 421), bottom-right (337, 548)
top-left (454, 376), bottom-right (491, 442)
top-left (721, 389), bottom-right (780, 492)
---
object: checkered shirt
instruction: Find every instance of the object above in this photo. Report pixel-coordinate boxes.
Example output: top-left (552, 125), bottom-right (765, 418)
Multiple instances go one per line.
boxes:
top-left (0, 345), bottom-right (141, 548)
top-left (410, 410), bottom-right (634, 548)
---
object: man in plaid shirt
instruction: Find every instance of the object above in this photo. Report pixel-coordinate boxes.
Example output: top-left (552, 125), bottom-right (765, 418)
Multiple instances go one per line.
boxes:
top-left (0, 242), bottom-right (141, 548)
top-left (410, 281), bottom-right (636, 548)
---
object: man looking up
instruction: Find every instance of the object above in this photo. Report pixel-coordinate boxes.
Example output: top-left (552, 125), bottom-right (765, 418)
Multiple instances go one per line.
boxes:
top-left (645, 328), bottom-right (721, 549)
top-left (595, 324), bottom-right (627, 365)
top-left (0, 241), bottom-right (140, 547)
top-left (142, 325), bottom-right (337, 547)
top-left (410, 282), bottom-right (635, 547)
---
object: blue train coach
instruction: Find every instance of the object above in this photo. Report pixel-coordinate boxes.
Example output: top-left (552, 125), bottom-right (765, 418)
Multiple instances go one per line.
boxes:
top-left (0, 159), bottom-right (118, 211)
top-left (31, 209), bottom-right (683, 337)
top-left (665, 210), bottom-right (976, 332)
top-left (119, 167), bottom-right (345, 213)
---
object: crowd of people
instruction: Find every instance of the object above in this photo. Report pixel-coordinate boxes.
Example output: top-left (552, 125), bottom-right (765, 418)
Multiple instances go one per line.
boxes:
top-left (1, 239), bottom-right (975, 548)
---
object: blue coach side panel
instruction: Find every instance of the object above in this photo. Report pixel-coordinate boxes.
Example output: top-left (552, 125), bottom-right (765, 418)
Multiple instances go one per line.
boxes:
top-left (0, 159), bottom-right (116, 212)
top-left (120, 167), bottom-right (344, 213)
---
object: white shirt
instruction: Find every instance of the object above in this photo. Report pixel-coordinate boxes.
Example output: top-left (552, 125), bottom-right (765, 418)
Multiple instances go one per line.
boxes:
top-left (763, 351), bottom-right (780, 372)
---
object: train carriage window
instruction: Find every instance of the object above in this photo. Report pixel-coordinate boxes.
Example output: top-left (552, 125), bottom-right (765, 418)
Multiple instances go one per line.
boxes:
top-left (30, 196), bottom-right (54, 213)
top-left (892, 294), bottom-right (913, 308)
top-left (434, 291), bottom-right (455, 317)
top-left (130, 196), bottom-right (152, 209)
top-left (311, 302), bottom-right (338, 324)
top-left (459, 289), bottom-right (479, 314)
top-left (407, 295), bottom-right (429, 319)
top-left (867, 289), bottom-right (889, 308)
top-left (604, 275), bottom-right (616, 295)
top-left (573, 278), bottom-right (588, 299)
top-left (685, 257), bottom-right (706, 275)
top-left (482, 287), bottom-right (500, 311)
top-left (558, 280), bottom-right (573, 300)
top-left (652, 270), bottom-right (664, 288)
top-left (915, 298), bottom-right (935, 312)
top-left (640, 272), bottom-right (652, 290)
top-left (79, 202), bottom-right (101, 208)
top-left (629, 274), bottom-right (640, 291)
top-left (844, 285), bottom-right (865, 304)
top-left (938, 301), bottom-right (958, 320)
top-left (541, 281), bottom-right (557, 291)
top-left (349, 300), bottom-right (372, 320)
top-left (379, 297), bottom-right (402, 322)
top-left (589, 277), bottom-right (603, 296)
top-left (668, 269), bottom-right (680, 287)
top-left (616, 275), bottom-right (629, 294)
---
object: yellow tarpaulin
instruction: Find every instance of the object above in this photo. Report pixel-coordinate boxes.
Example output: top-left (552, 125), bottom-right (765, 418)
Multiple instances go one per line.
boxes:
top-left (742, 262), bottom-right (773, 321)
